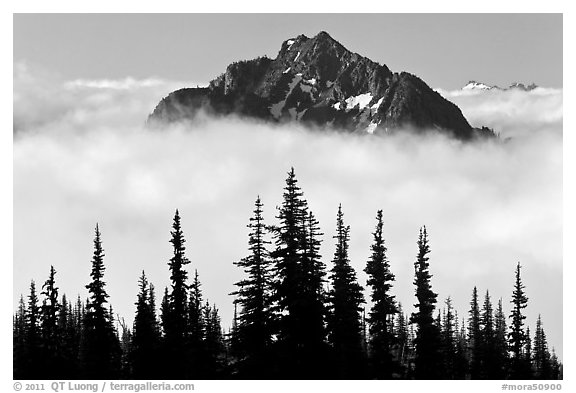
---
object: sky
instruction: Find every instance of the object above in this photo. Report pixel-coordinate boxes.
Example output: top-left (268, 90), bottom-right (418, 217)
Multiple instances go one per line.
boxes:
top-left (12, 13), bottom-right (564, 364)
top-left (13, 13), bottom-right (562, 90)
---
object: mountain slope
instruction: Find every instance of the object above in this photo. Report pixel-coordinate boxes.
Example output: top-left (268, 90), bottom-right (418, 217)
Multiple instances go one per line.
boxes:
top-left (148, 31), bottom-right (491, 140)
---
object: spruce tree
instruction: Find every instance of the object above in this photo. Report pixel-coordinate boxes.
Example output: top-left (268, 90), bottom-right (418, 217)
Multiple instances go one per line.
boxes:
top-left (453, 313), bottom-right (469, 379)
top-left (188, 269), bottom-right (206, 377)
top-left (271, 168), bottom-right (327, 378)
top-left (479, 290), bottom-right (496, 378)
top-left (494, 298), bottom-right (509, 379)
top-left (508, 262), bottom-right (529, 379)
top-left (441, 297), bottom-right (458, 379)
top-left (57, 294), bottom-right (79, 378)
top-left (131, 271), bottom-right (161, 379)
top-left (40, 265), bottom-right (61, 378)
top-left (549, 348), bottom-right (562, 379)
top-left (164, 210), bottom-right (191, 378)
top-left (301, 210), bottom-right (327, 349)
top-left (468, 286), bottom-right (481, 379)
top-left (525, 327), bottom-right (533, 378)
top-left (364, 209), bottom-right (397, 378)
top-left (82, 224), bottom-right (121, 379)
top-left (203, 302), bottom-right (225, 376)
top-left (533, 315), bottom-right (552, 379)
top-left (327, 205), bottom-right (365, 378)
top-left (231, 196), bottom-right (274, 376)
top-left (410, 226), bottom-right (442, 379)
top-left (13, 295), bottom-right (27, 379)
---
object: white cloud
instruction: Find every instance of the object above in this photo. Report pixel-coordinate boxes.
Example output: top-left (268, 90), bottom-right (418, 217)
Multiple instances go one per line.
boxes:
top-left (64, 77), bottom-right (169, 90)
top-left (13, 65), bottom-right (563, 360)
top-left (436, 87), bottom-right (563, 138)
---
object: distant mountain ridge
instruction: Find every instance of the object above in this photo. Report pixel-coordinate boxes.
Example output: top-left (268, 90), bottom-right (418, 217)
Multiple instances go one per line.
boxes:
top-left (148, 31), bottom-right (493, 140)
top-left (463, 80), bottom-right (538, 91)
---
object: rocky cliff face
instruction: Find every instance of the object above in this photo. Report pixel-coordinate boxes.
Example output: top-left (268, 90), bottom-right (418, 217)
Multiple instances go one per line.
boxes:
top-left (148, 31), bottom-right (492, 139)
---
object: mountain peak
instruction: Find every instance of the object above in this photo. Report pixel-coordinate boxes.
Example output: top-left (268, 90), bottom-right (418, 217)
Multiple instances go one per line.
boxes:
top-left (313, 30), bottom-right (336, 42)
top-left (149, 32), bottom-right (492, 140)
top-left (462, 80), bottom-right (538, 91)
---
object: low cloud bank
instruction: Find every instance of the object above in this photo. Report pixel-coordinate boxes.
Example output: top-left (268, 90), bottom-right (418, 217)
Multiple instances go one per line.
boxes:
top-left (13, 65), bottom-right (563, 358)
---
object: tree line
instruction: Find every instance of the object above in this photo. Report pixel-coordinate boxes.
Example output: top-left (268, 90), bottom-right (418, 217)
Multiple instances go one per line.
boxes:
top-left (13, 168), bottom-right (562, 380)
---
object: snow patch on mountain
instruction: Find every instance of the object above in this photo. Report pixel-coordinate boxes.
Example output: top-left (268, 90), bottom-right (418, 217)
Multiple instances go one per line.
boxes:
top-left (370, 97), bottom-right (384, 112)
top-left (463, 81), bottom-right (494, 90)
top-left (345, 93), bottom-right (373, 111)
top-left (365, 121), bottom-right (378, 134)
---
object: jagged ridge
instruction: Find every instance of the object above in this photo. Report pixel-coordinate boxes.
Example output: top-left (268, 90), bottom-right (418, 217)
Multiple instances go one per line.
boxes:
top-left (148, 31), bottom-right (493, 139)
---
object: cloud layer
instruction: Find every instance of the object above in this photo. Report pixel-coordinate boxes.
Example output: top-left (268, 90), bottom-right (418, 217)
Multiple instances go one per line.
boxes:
top-left (13, 64), bottom-right (563, 358)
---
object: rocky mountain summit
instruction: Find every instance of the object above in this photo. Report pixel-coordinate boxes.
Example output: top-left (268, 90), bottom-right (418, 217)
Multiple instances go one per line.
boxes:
top-left (148, 31), bottom-right (493, 139)
top-left (463, 80), bottom-right (538, 91)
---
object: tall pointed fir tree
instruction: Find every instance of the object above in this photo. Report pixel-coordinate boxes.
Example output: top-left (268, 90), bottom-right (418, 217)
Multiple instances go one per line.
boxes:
top-left (82, 224), bottom-right (121, 379)
top-left (364, 209), bottom-right (397, 378)
top-left (479, 290), bottom-right (497, 379)
top-left (409, 226), bottom-right (442, 379)
top-left (164, 210), bottom-right (191, 378)
top-left (453, 312), bottom-right (469, 379)
top-left (508, 262), bottom-right (529, 379)
top-left (271, 168), bottom-right (328, 378)
top-left (188, 269), bottom-right (207, 377)
top-left (131, 271), bottom-right (161, 379)
top-left (468, 286), bottom-right (482, 379)
top-left (203, 302), bottom-right (225, 376)
top-left (58, 294), bottom-right (80, 378)
top-left (13, 295), bottom-right (27, 379)
top-left (494, 298), bottom-right (509, 379)
top-left (533, 315), bottom-right (552, 379)
top-left (231, 196), bottom-right (274, 376)
top-left (549, 348), bottom-right (562, 379)
top-left (327, 205), bottom-right (365, 379)
top-left (441, 297), bottom-right (459, 379)
top-left (40, 265), bottom-right (61, 378)
top-left (525, 327), bottom-right (533, 378)
top-left (301, 210), bottom-right (327, 352)
top-left (20, 282), bottom-right (41, 379)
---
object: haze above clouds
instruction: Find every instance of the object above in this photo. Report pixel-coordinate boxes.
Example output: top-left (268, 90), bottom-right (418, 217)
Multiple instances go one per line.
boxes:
top-left (13, 63), bottom-right (563, 358)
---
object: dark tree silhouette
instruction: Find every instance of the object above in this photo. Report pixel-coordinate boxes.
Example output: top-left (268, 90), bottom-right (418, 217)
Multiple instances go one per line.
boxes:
top-left (231, 196), bottom-right (274, 376)
top-left (508, 262), bottom-right (529, 379)
top-left (364, 210), bottom-right (397, 378)
top-left (440, 297), bottom-right (460, 379)
top-left (13, 295), bottom-right (27, 379)
top-left (533, 315), bottom-right (552, 379)
top-left (131, 271), bottom-right (161, 379)
top-left (40, 265), bottom-right (61, 378)
top-left (410, 226), bottom-right (442, 379)
top-left (163, 210), bottom-right (192, 378)
top-left (326, 204), bottom-right (365, 378)
top-left (479, 290), bottom-right (497, 379)
top-left (57, 294), bottom-right (80, 378)
top-left (203, 302), bottom-right (226, 376)
top-left (81, 224), bottom-right (121, 379)
top-left (12, 169), bottom-right (564, 381)
top-left (468, 286), bottom-right (481, 379)
top-left (271, 168), bottom-right (328, 378)
top-left (493, 298), bottom-right (509, 379)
